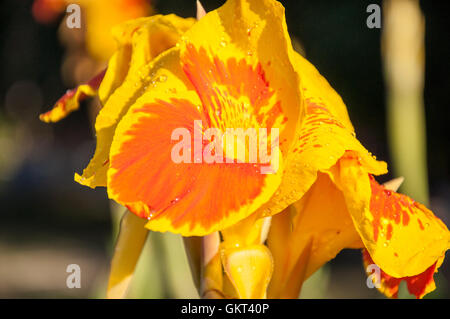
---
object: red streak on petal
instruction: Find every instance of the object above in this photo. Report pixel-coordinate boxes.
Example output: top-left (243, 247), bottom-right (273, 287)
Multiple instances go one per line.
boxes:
top-left (386, 223), bottom-right (393, 240)
top-left (369, 175), bottom-right (417, 242)
top-left (417, 219), bottom-right (425, 230)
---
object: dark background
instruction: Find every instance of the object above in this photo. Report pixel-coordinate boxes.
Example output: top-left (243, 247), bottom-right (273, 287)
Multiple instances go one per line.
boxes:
top-left (0, 0), bottom-right (448, 298)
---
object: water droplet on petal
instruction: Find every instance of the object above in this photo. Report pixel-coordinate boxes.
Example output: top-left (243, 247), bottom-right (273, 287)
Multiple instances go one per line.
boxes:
top-left (157, 74), bottom-right (167, 82)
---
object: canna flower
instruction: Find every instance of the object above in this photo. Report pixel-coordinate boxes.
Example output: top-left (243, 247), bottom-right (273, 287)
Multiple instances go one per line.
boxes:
top-left (40, 0), bottom-right (449, 299)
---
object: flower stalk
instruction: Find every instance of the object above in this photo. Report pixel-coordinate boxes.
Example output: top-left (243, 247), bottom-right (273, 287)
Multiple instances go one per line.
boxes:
top-left (382, 0), bottom-right (429, 204)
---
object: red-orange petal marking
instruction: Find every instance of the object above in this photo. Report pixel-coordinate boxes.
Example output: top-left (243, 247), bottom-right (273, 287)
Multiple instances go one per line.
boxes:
top-left (108, 97), bottom-right (280, 235)
top-left (39, 69), bottom-right (106, 123)
top-left (362, 249), bottom-right (437, 299)
top-left (369, 174), bottom-right (424, 242)
top-left (182, 44), bottom-right (287, 133)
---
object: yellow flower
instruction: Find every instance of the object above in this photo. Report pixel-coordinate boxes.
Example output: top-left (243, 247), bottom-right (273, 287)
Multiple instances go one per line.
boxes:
top-left (40, 0), bottom-right (449, 299)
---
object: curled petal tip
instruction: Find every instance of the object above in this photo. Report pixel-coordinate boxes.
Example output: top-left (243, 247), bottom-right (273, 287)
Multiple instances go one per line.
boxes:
top-left (39, 69), bottom-right (105, 123)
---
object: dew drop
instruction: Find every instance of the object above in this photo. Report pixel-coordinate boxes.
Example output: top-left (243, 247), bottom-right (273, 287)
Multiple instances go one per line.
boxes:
top-left (157, 74), bottom-right (167, 82)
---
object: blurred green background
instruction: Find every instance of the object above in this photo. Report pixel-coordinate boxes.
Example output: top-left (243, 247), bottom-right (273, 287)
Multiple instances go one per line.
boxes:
top-left (0, 0), bottom-right (449, 298)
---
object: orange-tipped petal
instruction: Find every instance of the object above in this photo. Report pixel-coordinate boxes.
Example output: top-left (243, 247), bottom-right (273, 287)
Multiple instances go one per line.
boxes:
top-left (362, 249), bottom-right (442, 299)
top-left (221, 244), bottom-right (273, 299)
top-left (277, 237), bottom-right (313, 299)
top-left (107, 210), bottom-right (149, 299)
top-left (337, 152), bottom-right (449, 278)
top-left (39, 69), bottom-right (105, 123)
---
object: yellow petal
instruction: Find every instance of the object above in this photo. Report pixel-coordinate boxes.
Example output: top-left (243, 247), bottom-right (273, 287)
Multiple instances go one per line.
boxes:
top-left (267, 172), bottom-right (363, 298)
top-left (337, 153), bottom-right (449, 278)
top-left (221, 244), bottom-right (273, 299)
top-left (277, 237), bottom-right (313, 299)
top-left (257, 51), bottom-right (388, 218)
top-left (75, 15), bottom-right (195, 188)
top-left (221, 214), bottom-right (272, 247)
top-left (107, 210), bottom-right (148, 299)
